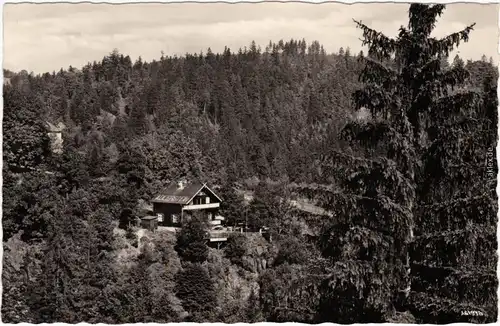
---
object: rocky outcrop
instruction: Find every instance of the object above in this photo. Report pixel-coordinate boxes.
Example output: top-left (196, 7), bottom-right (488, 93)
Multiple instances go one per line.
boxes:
top-left (45, 121), bottom-right (66, 154)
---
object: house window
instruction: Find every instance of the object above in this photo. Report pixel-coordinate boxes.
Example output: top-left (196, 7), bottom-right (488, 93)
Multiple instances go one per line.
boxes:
top-left (172, 214), bottom-right (179, 224)
top-left (193, 197), bottom-right (203, 205)
top-left (157, 213), bottom-right (164, 223)
top-left (205, 197), bottom-right (210, 204)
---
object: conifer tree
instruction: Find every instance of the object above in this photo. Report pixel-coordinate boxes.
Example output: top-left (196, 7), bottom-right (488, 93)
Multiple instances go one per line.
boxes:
top-left (245, 287), bottom-right (264, 322)
top-left (174, 213), bottom-right (209, 263)
top-left (174, 263), bottom-right (216, 321)
top-left (298, 4), bottom-right (485, 322)
top-left (410, 26), bottom-right (498, 326)
top-left (218, 183), bottom-right (245, 227)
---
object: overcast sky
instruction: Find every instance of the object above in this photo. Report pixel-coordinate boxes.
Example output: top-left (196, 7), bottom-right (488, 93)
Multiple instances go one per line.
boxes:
top-left (4, 2), bottom-right (499, 73)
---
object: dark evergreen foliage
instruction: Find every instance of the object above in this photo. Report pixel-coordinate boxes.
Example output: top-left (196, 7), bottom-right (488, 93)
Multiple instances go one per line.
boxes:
top-left (295, 3), bottom-right (497, 323)
top-left (224, 233), bottom-right (247, 266)
top-left (3, 87), bottom-right (51, 172)
top-left (174, 213), bottom-right (209, 263)
top-left (174, 263), bottom-right (217, 322)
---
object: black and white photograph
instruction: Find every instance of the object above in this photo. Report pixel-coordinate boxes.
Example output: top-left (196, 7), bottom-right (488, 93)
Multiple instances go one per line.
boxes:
top-left (2, 0), bottom-right (498, 324)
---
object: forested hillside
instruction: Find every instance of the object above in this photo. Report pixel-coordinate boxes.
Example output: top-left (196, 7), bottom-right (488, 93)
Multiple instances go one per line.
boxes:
top-left (2, 4), bottom-right (498, 323)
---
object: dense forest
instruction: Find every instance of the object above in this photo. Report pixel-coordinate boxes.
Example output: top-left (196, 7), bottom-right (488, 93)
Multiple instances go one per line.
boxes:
top-left (2, 4), bottom-right (498, 323)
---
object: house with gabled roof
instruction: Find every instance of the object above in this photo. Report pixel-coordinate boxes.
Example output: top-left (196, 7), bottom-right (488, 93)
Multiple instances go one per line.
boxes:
top-left (151, 180), bottom-right (223, 227)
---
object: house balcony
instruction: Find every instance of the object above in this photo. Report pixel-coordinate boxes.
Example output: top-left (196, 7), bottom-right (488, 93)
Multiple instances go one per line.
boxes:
top-left (206, 227), bottom-right (271, 242)
top-left (209, 220), bottom-right (221, 226)
top-left (206, 230), bottom-right (232, 242)
top-left (182, 202), bottom-right (220, 210)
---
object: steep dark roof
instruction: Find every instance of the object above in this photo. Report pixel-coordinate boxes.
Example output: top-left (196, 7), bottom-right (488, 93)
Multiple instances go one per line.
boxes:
top-left (152, 182), bottom-right (205, 204)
